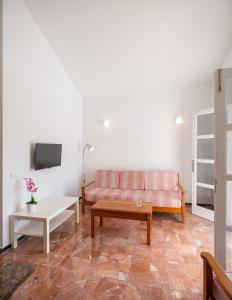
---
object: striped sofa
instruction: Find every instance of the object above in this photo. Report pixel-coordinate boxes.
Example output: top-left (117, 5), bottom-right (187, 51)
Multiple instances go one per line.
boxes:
top-left (81, 170), bottom-right (185, 222)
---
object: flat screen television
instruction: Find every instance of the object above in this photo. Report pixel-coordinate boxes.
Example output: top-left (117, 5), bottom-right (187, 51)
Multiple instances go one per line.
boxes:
top-left (34, 143), bottom-right (62, 170)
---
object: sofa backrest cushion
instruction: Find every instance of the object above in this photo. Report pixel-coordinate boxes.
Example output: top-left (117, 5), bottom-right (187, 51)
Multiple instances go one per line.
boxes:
top-left (95, 170), bottom-right (120, 189)
top-left (145, 171), bottom-right (179, 191)
top-left (119, 171), bottom-right (145, 190)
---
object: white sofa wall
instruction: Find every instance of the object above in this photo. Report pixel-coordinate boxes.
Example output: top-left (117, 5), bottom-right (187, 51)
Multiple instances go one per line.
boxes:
top-left (83, 84), bottom-right (213, 203)
top-left (222, 42), bottom-right (232, 68)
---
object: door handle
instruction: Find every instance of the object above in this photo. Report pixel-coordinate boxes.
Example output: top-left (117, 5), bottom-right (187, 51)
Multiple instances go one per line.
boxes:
top-left (191, 160), bottom-right (195, 172)
top-left (214, 179), bottom-right (217, 193)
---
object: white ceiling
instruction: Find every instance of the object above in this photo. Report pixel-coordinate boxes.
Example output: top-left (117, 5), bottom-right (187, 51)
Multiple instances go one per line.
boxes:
top-left (23, 0), bottom-right (232, 97)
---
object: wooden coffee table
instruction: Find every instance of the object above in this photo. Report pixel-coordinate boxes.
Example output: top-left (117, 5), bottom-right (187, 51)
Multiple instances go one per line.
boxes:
top-left (91, 200), bottom-right (152, 245)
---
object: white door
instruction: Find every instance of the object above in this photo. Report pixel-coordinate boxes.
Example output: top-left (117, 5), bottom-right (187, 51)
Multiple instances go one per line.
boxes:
top-left (192, 109), bottom-right (214, 221)
top-left (215, 68), bottom-right (232, 271)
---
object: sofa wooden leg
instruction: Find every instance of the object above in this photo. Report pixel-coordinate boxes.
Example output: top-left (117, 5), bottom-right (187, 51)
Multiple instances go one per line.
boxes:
top-left (181, 206), bottom-right (185, 223)
top-left (82, 201), bottom-right (85, 214)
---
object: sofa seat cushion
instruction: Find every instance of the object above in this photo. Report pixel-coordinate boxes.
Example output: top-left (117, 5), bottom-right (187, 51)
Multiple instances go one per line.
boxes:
top-left (85, 188), bottom-right (149, 202)
top-left (119, 171), bottom-right (145, 190)
top-left (85, 188), bottom-right (182, 208)
top-left (145, 171), bottom-right (178, 191)
top-left (149, 191), bottom-right (182, 208)
top-left (95, 170), bottom-right (120, 189)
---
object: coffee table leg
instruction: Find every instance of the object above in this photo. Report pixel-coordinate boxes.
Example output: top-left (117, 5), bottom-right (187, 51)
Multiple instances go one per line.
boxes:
top-left (91, 209), bottom-right (95, 238)
top-left (11, 216), bottom-right (17, 249)
top-left (43, 219), bottom-right (50, 254)
top-left (100, 217), bottom-right (103, 227)
top-left (75, 200), bottom-right (79, 224)
top-left (147, 214), bottom-right (152, 245)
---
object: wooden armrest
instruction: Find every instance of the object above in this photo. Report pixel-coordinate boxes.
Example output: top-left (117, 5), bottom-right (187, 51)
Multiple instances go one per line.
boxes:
top-left (201, 252), bottom-right (232, 299)
top-left (81, 181), bottom-right (95, 189)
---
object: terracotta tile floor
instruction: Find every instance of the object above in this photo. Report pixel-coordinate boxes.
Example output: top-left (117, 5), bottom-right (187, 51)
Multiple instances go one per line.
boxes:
top-left (1, 205), bottom-right (213, 300)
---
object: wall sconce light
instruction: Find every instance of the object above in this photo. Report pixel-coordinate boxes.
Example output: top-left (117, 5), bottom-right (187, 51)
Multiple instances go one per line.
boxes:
top-left (175, 116), bottom-right (183, 124)
top-left (103, 120), bottom-right (110, 127)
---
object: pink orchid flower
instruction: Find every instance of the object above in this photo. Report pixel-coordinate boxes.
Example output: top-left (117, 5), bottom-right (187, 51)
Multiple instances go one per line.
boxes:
top-left (24, 177), bottom-right (38, 194)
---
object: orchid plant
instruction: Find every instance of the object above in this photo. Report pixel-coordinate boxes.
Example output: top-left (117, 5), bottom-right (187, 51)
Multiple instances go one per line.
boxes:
top-left (24, 178), bottom-right (38, 204)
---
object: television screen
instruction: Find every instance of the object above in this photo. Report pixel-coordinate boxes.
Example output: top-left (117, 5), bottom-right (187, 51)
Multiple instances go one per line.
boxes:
top-left (35, 143), bottom-right (62, 170)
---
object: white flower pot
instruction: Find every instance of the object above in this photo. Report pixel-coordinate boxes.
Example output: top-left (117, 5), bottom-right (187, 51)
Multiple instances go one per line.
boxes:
top-left (27, 203), bottom-right (37, 213)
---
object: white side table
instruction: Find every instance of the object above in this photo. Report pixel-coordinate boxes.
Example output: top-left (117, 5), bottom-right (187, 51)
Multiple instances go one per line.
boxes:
top-left (10, 196), bottom-right (79, 254)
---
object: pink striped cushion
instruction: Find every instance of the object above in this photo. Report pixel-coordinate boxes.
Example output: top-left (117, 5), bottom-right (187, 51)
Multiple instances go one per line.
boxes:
top-left (145, 171), bottom-right (178, 191)
top-left (95, 170), bottom-right (120, 189)
top-left (119, 171), bottom-right (145, 190)
top-left (85, 188), bottom-right (182, 208)
top-left (150, 191), bottom-right (181, 208)
top-left (85, 188), bottom-right (147, 202)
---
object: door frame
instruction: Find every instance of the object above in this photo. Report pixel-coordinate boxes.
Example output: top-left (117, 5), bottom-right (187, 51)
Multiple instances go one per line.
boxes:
top-left (192, 108), bottom-right (214, 221)
top-left (215, 68), bottom-right (232, 269)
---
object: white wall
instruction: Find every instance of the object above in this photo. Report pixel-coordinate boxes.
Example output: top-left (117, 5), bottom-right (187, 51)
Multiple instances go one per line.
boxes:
top-left (83, 84), bottom-right (213, 202)
top-left (222, 42), bottom-right (232, 68)
top-left (1, 0), bottom-right (82, 248)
